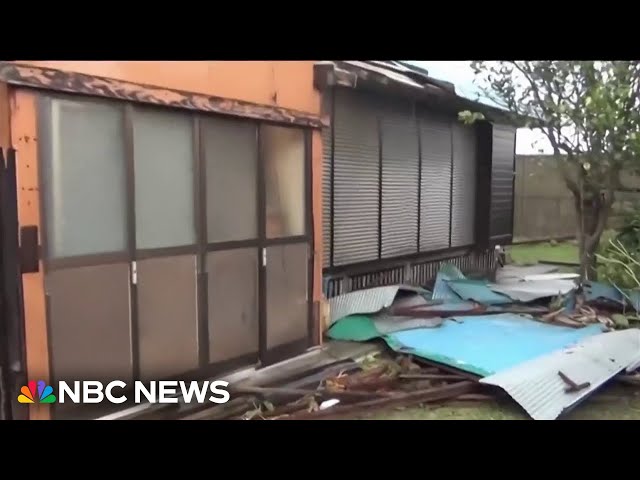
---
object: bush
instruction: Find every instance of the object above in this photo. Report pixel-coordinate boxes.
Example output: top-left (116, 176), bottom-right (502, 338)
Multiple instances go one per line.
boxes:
top-left (597, 211), bottom-right (640, 289)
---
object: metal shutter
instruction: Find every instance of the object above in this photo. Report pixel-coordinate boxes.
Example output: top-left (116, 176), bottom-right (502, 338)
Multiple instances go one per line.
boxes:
top-left (332, 89), bottom-right (381, 266)
top-left (490, 124), bottom-right (516, 241)
top-left (419, 112), bottom-right (452, 251)
top-left (451, 123), bottom-right (477, 247)
top-left (321, 92), bottom-right (333, 268)
top-left (380, 101), bottom-right (419, 258)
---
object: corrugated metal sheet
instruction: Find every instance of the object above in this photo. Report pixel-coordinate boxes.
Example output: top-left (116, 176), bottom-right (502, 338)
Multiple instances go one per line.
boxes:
top-left (380, 100), bottom-right (419, 258)
top-left (418, 110), bottom-right (452, 251)
top-left (480, 329), bottom-right (640, 420)
top-left (388, 314), bottom-right (606, 377)
top-left (432, 263), bottom-right (466, 301)
top-left (446, 279), bottom-right (513, 305)
top-left (344, 61), bottom-right (425, 90)
top-left (372, 314), bottom-right (443, 334)
top-left (329, 287), bottom-right (398, 325)
top-left (322, 93), bottom-right (333, 268)
top-left (495, 265), bottom-right (559, 283)
top-left (625, 290), bottom-right (640, 312)
top-left (333, 89), bottom-right (381, 266)
top-left (490, 124), bottom-right (516, 241)
top-left (451, 123), bottom-right (477, 247)
top-left (583, 281), bottom-right (625, 305)
top-left (329, 285), bottom-right (429, 325)
top-left (391, 294), bottom-right (430, 309)
top-left (488, 279), bottom-right (577, 303)
top-left (524, 273), bottom-right (579, 281)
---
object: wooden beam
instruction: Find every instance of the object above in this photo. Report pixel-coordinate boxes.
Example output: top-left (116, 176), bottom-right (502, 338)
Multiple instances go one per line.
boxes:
top-left (0, 62), bottom-right (325, 129)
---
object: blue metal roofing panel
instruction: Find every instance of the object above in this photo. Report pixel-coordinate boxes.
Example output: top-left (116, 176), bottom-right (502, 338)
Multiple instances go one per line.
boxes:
top-left (626, 290), bottom-right (640, 312)
top-left (387, 314), bottom-right (606, 377)
top-left (432, 264), bottom-right (466, 301)
top-left (583, 281), bottom-right (624, 305)
top-left (447, 279), bottom-right (513, 305)
top-left (480, 329), bottom-right (640, 420)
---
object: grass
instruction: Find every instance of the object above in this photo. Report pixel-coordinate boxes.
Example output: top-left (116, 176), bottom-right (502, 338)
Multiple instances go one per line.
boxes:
top-left (507, 230), bottom-right (618, 266)
top-left (362, 383), bottom-right (640, 420)
top-left (508, 241), bottom-right (579, 265)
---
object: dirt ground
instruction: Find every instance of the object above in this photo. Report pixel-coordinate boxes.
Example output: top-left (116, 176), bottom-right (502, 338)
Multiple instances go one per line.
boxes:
top-left (360, 383), bottom-right (640, 420)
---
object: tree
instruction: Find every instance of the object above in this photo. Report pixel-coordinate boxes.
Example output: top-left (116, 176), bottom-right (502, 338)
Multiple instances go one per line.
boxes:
top-left (467, 61), bottom-right (640, 280)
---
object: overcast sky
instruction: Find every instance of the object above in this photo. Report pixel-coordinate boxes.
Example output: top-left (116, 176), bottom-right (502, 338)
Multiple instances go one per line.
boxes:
top-left (408, 61), bottom-right (553, 155)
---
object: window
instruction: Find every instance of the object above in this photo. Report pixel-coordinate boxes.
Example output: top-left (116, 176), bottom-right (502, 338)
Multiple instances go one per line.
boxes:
top-left (261, 125), bottom-right (306, 238)
top-left (132, 109), bottom-right (196, 250)
top-left (42, 99), bottom-right (127, 259)
top-left (41, 97), bottom-right (309, 255)
top-left (202, 117), bottom-right (258, 243)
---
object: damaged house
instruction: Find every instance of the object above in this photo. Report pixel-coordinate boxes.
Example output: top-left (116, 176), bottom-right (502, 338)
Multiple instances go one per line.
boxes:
top-left (315, 61), bottom-right (520, 297)
top-left (0, 60), bottom-right (521, 420)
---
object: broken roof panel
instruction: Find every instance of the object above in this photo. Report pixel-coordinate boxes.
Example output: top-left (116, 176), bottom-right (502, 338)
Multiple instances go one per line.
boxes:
top-left (344, 60), bottom-right (426, 90)
top-left (495, 264), bottom-right (560, 283)
top-left (583, 281), bottom-right (625, 306)
top-left (316, 61), bottom-right (524, 125)
top-left (480, 329), bottom-right (640, 420)
top-left (372, 313), bottom-right (444, 335)
top-left (432, 264), bottom-right (466, 301)
top-left (446, 279), bottom-right (513, 305)
top-left (385, 314), bottom-right (605, 377)
top-left (488, 279), bottom-right (577, 303)
top-left (328, 285), bottom-right (429, 325)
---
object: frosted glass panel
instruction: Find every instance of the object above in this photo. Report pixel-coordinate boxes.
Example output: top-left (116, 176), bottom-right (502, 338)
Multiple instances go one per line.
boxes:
top-left (203, 117), bottom-right (258, 242)
top-left (261, 125), bottom-right (305, 238)
top-left (266, 243), bottom-right (308, 349)
top-left (133, 109), bottom-right (195, 249)
top-left (43, 99), bottom-right (127, 258)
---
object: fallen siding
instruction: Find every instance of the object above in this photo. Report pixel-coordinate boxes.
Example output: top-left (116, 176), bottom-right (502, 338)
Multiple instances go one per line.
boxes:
top-left (488, 279), bottom-right (577, 303)
top-left (328, 285), bottom-right (428, 325)
top-left (480, 329), bottom-right (640, 420)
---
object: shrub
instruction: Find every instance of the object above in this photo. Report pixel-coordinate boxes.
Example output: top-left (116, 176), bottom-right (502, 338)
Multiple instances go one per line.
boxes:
top-left (597, 210), bottom-right (640, 289)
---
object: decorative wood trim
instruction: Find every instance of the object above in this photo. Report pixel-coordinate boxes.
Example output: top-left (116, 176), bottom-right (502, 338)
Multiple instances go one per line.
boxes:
top-left (0, 62), bottom-right (326, 129)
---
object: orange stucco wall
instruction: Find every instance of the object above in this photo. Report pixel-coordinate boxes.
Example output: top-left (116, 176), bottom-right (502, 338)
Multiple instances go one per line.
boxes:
top-left (8, 61), bottom-right (325, 420)
top-left (10, 89), bottom-right (49, 419)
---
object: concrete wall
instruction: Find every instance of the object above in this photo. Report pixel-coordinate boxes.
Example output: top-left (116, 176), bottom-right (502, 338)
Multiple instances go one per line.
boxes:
top-left (513, 154), bottom-right (640, 242)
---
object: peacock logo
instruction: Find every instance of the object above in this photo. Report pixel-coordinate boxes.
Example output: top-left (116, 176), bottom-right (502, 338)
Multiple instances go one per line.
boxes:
top-left (18, 380), bottom-right (57, 404)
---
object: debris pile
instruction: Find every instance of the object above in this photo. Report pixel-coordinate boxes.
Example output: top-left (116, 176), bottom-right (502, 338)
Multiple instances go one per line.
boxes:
top-left (316, 263), bottom-right (640, 420)
top-left (181, 353), bottom-right (496, 420)
top-left (180, 263), bottom-right (640, 421)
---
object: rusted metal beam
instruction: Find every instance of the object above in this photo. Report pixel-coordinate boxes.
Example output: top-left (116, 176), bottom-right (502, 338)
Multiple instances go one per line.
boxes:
top-left (0, 62), bottom-right (325, 129)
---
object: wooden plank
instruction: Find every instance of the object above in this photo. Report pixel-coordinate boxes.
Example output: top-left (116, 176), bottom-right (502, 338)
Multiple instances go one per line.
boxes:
top-left (282, 381), bottom-right (476, 420)
top-left (0, 62), bottom-right (325, 129)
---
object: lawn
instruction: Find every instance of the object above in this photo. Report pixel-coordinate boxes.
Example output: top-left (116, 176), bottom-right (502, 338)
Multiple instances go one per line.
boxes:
top-left (508, 241), bottom-right (579, 265)
top-left (363, 383), bottom-right (640, 420)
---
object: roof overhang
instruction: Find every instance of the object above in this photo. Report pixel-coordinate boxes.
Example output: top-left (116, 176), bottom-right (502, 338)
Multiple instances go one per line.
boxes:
top-left (314, 61), bottom-right (533, 127)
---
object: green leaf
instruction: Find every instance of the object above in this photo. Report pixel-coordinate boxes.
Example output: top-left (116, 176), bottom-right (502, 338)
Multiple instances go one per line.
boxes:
top-left (612, 314), bottom-right (630, 328)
